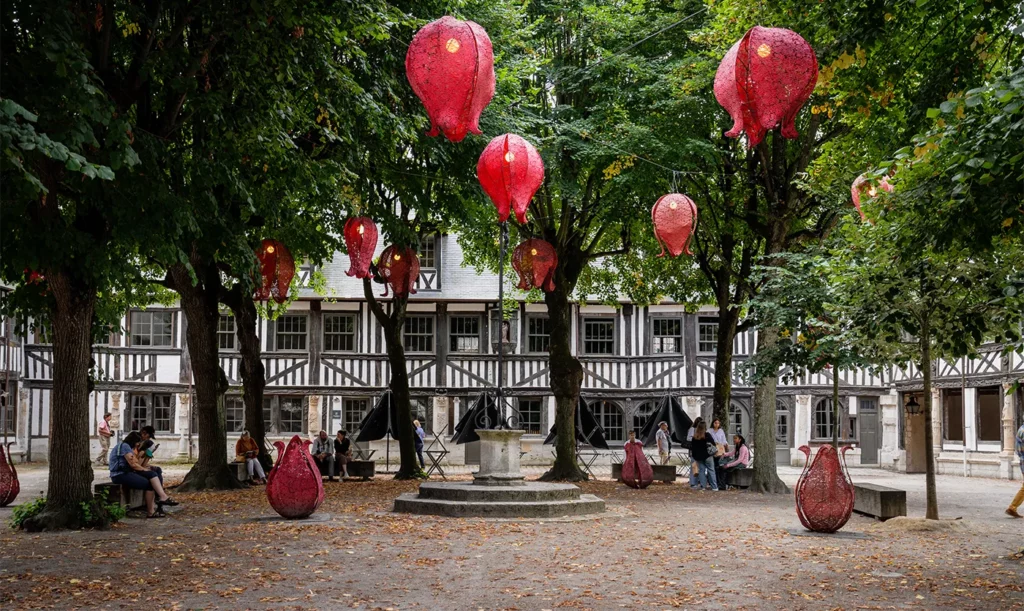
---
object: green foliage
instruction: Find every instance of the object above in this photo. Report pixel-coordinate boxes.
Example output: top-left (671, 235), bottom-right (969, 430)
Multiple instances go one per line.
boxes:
top-left (9, 497), bottom-right (46, 530)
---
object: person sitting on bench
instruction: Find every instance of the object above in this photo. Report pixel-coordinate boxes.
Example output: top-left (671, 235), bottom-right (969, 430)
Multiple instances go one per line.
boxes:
top-left (138, 425), bottom-right (163, 485)
top-left (235, 430), bottom-right (267, 484)
top-left (719, 434), bottom-right (751, 489)
top-left (109, 431), bottom-right (179, 518)
top-left (334, 430), bottom-right (351, 480)
top-left (311, 430), bottom-right (334, 481)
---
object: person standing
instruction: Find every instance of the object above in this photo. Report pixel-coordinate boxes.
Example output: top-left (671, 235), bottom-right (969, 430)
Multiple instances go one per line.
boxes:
top-left (334, 430), bottom-right (351, 480)
top-left (1006, 422), bottom-right (1024, 518)
top-left (709, 418), bottom-right (729, 486)
top-left (96, 412), bottom-right (113, 465)
top-left (311, 430), bottom-right (334, 481)
top-left (413, 419), bottom-right (426, 470)
top-left (689, 421), bottom-right (718, 491)
top-left (687, 417), bottom-right (704, 487)
top-left (656, 421), bottom-right (672, 465)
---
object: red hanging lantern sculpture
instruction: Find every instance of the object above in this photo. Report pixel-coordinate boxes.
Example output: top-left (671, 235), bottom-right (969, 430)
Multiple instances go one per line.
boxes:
top-left (266, 435), bottom-right (325, 519)
top-left (255, 239), bottom-right (295, 304)
top-left (405, 16), bottom-right (495, 143)
top-left (344, 217), bottom-right (379, 279)
top-left (714, 26), bottom-right (818, 147)
top-left (795, 444), bottom-right (855, 533)
top-left (621, 437), bottom-right (654, 489)
top-left (477, 133), bottom-right (545, 224)
top-left (850, 174), bottom-right (893, 221)
top-left (377, 245), bottom-right (420, 298)
top-left (652, 193), bottom-right (698, 257)
top-left (0, 442), bottom-right (20, 507)
top-left (512, 239), bottom-right (557, 293)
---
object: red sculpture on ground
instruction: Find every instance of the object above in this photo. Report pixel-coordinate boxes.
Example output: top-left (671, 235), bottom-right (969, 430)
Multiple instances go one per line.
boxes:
top-left (477, 133), bottom-right (545, 224)
top-left (621, 439), bottom-right (653, 489)
top-left (652, 193), bottom-right (698, 257)
top-left (377, 245), bottom-right (420, 298)
top-left (715, 26), bottom-right (818, 147)
top-left (255, 239), bottom-right (295, 304)
top-left (512, 239), bottom-right (557, 293)
top-left (795, 445), bottom-right (855, 533)
top-left (850, 174), bottom-right (893, 221)
top-left (405, 16), bottom-right (495, 142)
top-left (344, 217), bottom-right (379, 279)
top-left (266, 435), bottom-right (325, 519)
top-left (0, 442), bottom-right (21, 507)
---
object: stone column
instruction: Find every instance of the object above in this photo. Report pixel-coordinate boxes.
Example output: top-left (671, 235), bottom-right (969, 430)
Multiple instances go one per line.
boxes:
top-left (680, 396), bottom-right (703, 423)
top-left (1000, 381), bottom-right (1016, 480)
top-left (110, 392), bottom-right (123, 431)
top-left (432, 396), bottom-right (450, 436)
top-left (792, 394), bottom-right (812, 466)
top-left (308, 395), bottom-right (321, 436)
top-left (931, 388), bottom-right (942, 458)
top-left (176, 393), bottom-right (191, 457)
top-left (473, 429), bottom-right (525, 485)
top-left (879, 392), bottom-right (899, 470)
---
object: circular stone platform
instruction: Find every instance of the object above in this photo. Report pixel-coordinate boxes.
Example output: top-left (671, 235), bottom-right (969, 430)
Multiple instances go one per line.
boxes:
top-left (394, 482), bottom-right (605, 518)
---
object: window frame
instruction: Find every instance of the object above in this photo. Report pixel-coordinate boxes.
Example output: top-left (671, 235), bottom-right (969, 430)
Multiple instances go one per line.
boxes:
top-left (449, 314), bottom-right (483, 354)
top-left (975, 386), bottom-right (1002, 444)
top-left (419, 234), bottom-right (437, 269)
top-left (323, 312), bottom-right (358, 353)
top-left (517, 398), bottom-right (544, 435)
top-left (343, 397), bottom-right (370, 432)
top-left (225, 395), bottom-right (245, 433)
top-left (697, 316), bottom-right (719, 355)
top-left (812, 397), bottom-right (836, 441)
top-left (581, 316), bottom-right (616, 356)
top-left (129, 392), bottom-right (174, 433)
top-left (128, 309), bottom-right (176, 348)
top-left (590, 399), bottom-right (625, 443)
top-left (218, 313), bottom-right (237, 352)
top-left (403, 315), bottom-right (435, 354)
top-left (274, 314), bottom-right (309, 352)
top-left (942, 388), bottom-right (965, 443)
top-left (526, 315), bottom-right (551, 354)
top-left (0, 380), bottom-right (16, 435)
top-left (631, 401), bottom-right (657, 437)
top-left (650, 316), bottom-right (684, 355)
top-left (277, 396), bottom-right (307, 434)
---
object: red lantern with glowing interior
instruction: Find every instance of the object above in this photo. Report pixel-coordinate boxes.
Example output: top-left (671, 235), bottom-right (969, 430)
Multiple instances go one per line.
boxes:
top-left (377, 245), bottom-right (420, 298)
top-left (850, 174), bottom-right (893, 221)
top-left (405, 16), bottom-right (495, 143)
top-left (714, 26), bottom-right (818, 146)
top-left (477, 133), bottom-right (545, 224)
top-left (255, 239), bottom-right (295, 304)
top-left (344, 217), bottom-right (379, 279)
top-left (652, 193), bottom-right (698, 257)
top-left (512, 239), bottom-right (558, 293)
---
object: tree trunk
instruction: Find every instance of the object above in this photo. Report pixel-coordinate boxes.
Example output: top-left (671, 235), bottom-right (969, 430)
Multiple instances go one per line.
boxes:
top-left (539, 281), bottom-right (587, 482)
top-left (712, 305), bottom-right (740, 430)
top-left (832, 361), bottom-right (840, 449)
top-left (170, 262), bottom-right (243, 491)
top-left (920, 317), bottom-right (939, 520)
top-left (750, 326), bottom-right (789, 494)
top-left (22, 270), bottom-right (108, 530)
top-left (228, 291), bottom-right (270, 472)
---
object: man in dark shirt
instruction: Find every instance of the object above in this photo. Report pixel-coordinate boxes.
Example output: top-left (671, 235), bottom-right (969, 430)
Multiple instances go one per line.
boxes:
top-left (334, 430), bottom-right (351, 480)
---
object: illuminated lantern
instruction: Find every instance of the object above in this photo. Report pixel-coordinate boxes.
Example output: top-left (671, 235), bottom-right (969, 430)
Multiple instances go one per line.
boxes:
top-left (715, 26), bottom-right (818, 146)
top-left (512, 239), bottom-right (557, 292)
top-left (255, 239), bottom-right (295, 304)
top-left (377, 245), bottom-right (420, 298)
top-left (266, 435), bottom-right (324, 519)
top-left (651, 193), bottom-right (698, 257)
top-left (344, 217), bottom-right (379, 279)
top-left (477, 133), bottom-right (545, 223)
top-left (795, 444), bottom-right (855, 533)
top-left (405, 16), bottom-right (495, 142)
top-left (850, 174), bottom-right (893, 221)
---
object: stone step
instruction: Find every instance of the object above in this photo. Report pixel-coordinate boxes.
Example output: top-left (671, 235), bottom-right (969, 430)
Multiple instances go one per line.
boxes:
top-left (415, 482), bottom-right (580, 503)
top-left (393, 493), bottom-right (605, 518)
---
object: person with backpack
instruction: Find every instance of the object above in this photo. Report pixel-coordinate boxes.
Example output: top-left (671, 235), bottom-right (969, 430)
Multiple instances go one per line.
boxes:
top-left (689, 421), bottom-right (718, 491)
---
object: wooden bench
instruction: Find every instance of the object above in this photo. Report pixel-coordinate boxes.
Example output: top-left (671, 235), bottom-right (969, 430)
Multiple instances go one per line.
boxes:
top-left (727, 468), bottom-right (754, 489)
top-left (853, 483), bottom-right (907, 520)
top-left (611, 463), bottom-right (677, 483)
top-left (347, 460), bottom-right (375, 481)
top-left (94, 482), bottom-right (145, 511)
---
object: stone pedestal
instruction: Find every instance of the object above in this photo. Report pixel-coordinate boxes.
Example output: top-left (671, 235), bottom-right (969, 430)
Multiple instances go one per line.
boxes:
top-left (473, 429), bottom-right (526, 486)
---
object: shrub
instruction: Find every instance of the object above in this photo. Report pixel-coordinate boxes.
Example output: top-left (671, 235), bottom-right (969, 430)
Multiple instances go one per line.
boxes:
top-left (9, 497), bottom-right (46, 529)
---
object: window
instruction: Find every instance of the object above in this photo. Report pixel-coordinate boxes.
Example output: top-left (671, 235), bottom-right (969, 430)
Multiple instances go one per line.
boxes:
top-left (130, 310), bottom-right (174, 347)
top-left (698, 317), bottom-right (718, 354)
top-left (518, 398), bottom-right (543, 435)
top-left (729, 402), bottom-right (745, 436)
top-left (419, 236), bottom-right (437, 269)
top-left (977, 387), bottom-right (1002, 443)
top-left (275, 315), bottom-right (307, 351)
top-left (153, 394), bottom-right (172, 433)
top-left (527, 316), bottom-right (551, 353)
top-left (591, 400), bottom-right (624, 443)
top-left (813, 398), bottom-right (836, 440)
top-left (225, 396), bottom-right (245, 433)
top-left (323, 313), bottom-right (357, 352)
top-left (449, 315), bottom-right (481, 353)
top-left (130, 393), bottom-right (173, 432)
top-left (652, 318), bottom-right (682, 354)
top-left (130, 394), bottom-right (149, 431)
top-left (775, 412), bottom-right (789, 444)
top-left (942, 389), bottom-right (964, 442)
top-left (263, 397), bottom-right (274, 434)
top-left (279, 396), bottom-right (306, 434)
top-left (0, 381), bottom-right (15, 435)
top-left (403, 316), bottom-right (434, 353)
top-left (632, 401), bottom-right (657, 437)
top-left (344, 398), bottom-right (369, 431)
top-left (582, 318), bottom-right (615, 355)
top-left (218, 315), bottom-right (236, 351)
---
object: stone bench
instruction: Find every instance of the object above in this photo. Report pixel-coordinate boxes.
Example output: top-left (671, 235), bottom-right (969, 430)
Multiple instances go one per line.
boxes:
top-left (611, 463), bottom-right (677, 483)
top-left (347, 460), bottom-right (375, 481)
top-left (230, 461), bottom-right (250, 483)
top-left (727, 468), bottom-right (754, 489)
top-left (853, 483), bottom-right (907, 520)
top-left (94, 482), bottom-right (145, 511)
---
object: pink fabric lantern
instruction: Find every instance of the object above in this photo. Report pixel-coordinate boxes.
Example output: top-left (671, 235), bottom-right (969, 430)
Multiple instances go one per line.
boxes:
top-left (378, 245), bottom-right (420, 298)
top-left (344, 217), bottom-right (379, 279)
top-left (621, 439), bottom-right (653, 489)
top-left (477, 133), bottom-right (545, 223)
top-left (715, 26), bottom-right (818, 147)
top-left (266, 435), bottom-right (325, 519)
top-left (405, 16), bottom-right (495, 142)
top-left (512, 239), bottom-right (557, 293)
top-left (850, 174), bottom-right (893, 221)
top-left (255, 239), bottom-right (295, 304)
top-left (651, 193), bottom-right (698, 257)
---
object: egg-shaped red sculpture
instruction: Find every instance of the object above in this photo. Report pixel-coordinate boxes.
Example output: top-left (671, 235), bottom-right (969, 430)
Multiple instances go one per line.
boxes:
top-left (405, 16), bottom-right (495, 143)
top-left (477, 133), bottom-right (545, 224)
top-left (377, 245), bottom-right (420, 298)
top-left (344, 217), bottom-right (379, 279)
top-left (795, 445), bottom-right (855, 533)
top-left (715, 26), bottom-right (818, 147)
top-left (652, 193), bottom-right (698, 257)
top-left (266, 435), bottom-right (324, 519)
top-left (255, 239), bottom-right (295, 304)
top-left (512, 239), bottom-right (557, 293)
top-left (850, 174), bottom-right (893, 221)
top-left (0, 443), bottom-right (20, 507)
